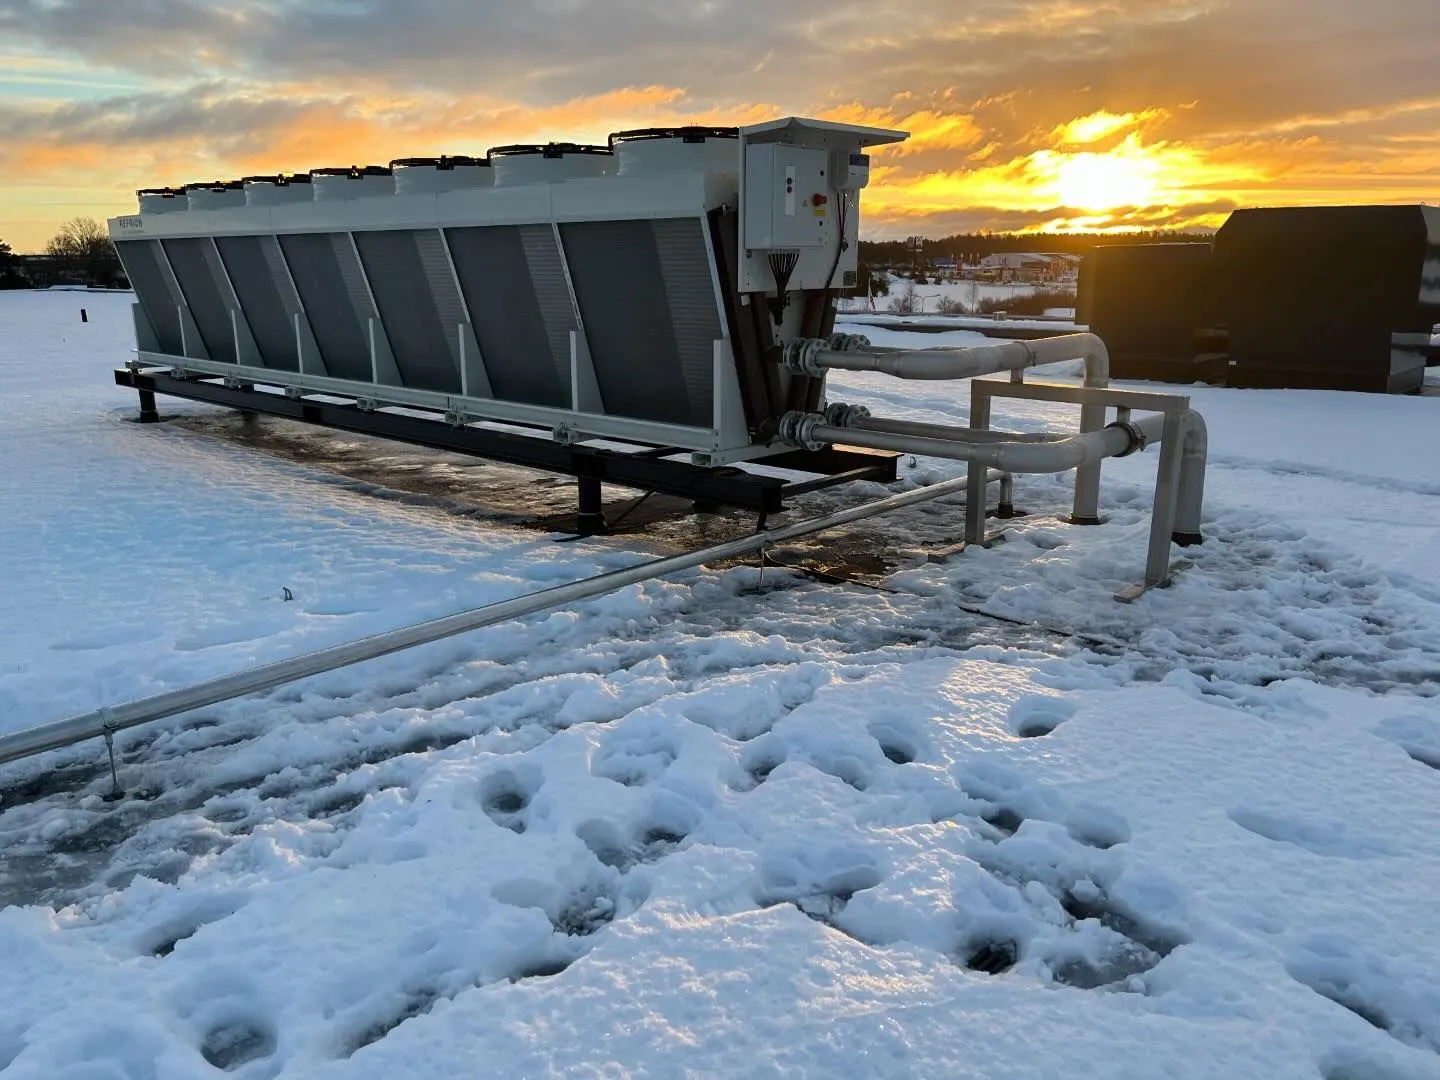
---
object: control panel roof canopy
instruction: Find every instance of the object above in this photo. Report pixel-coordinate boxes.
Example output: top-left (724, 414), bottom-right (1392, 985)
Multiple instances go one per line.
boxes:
top-left (739, 117), bottom-right (908, 150)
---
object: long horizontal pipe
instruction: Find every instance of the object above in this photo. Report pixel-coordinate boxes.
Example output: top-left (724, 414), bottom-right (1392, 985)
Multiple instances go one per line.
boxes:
top-left (810, 333), bottom-right (1110, 386)
top-left (0, 472), bottom-right (985, 769)
top-left (807, 412), bottom-right (1165, 474)
top-left (848, 415), bottom-right (1067, 444)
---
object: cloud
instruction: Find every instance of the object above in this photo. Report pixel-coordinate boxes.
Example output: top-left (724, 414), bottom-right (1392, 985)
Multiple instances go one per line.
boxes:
top-left (2, 0), bottom-right (1439, 249)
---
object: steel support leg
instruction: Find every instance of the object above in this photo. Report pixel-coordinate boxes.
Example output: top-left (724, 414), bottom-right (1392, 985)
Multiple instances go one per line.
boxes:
top-left (577, 476), bottom-right (605, 535)
top-left (1172, 412), bottom-right (1207, 547)
top-left (996, 473), bottom-right (1018, 518)
top-left (1144, 411), bottom-right (1186, 587)
top-left (964, 392), bottom-right (992, 545)
top-left (136, 388), bottom-right (160, 424)
top-left (1071, 402), bottom-right (1106, 525)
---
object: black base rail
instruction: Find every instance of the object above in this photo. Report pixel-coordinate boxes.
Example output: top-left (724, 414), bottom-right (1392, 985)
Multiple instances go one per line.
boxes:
top-left (115, 368), bottom-right (898, 524)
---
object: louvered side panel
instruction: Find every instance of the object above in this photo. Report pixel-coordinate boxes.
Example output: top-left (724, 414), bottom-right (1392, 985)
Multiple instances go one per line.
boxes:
top-left (215, 235), bottom-right (300, 370)
top-left (653, 218), bottom-right (721, 427)
top-left (161, 237), bottom-right (235, 362)
top-left (277, 232), bottom-right (373, 382)
top-left (114, 239), bottom-right (184, 355)
top-left (518, 224), bottom-right (578, 394)
top-left (444, 225), bottom-right (570, 407)
top-left (352, 229), bottom-right (460, 394)
top-left (560, 218), bottom-right (721, 427)
top-left (414, 228), bottom-right (467, 369)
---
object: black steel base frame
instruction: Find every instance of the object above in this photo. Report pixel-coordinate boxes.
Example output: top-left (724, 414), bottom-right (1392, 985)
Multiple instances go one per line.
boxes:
top-left (116, 368), bottom-right (898, 520)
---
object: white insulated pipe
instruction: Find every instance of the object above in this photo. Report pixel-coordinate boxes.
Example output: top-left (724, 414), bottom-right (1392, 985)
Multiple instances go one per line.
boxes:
top-left (1173, 410), bottom-right (1208, 543)
top-left (801, 412), bottom-right (1163, 474)
top-left (0, 472), bottom-right (984, 769)
top-left (795, 333), bottom-right (1110, 387)
top-left (848, 416), bottom-right (1067, 444)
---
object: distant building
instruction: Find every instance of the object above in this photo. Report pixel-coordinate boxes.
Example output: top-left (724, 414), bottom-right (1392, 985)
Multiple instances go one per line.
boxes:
top-left (976, 252), bottom-right (1078, 282)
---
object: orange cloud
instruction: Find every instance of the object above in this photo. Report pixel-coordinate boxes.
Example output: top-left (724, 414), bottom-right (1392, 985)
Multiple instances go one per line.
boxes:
top-left (3, 75), bottom-right (1440, 250)
top-left (1051, 108), bottom-right (1168, 146)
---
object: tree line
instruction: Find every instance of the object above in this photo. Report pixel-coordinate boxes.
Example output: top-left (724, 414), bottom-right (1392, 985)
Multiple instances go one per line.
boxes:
top-left (860, 229), bottom-right (1212, 266)
top-left (0, 218), bottom-right (127, 289)
top-left (1, 218), bottom-right (1213, 292)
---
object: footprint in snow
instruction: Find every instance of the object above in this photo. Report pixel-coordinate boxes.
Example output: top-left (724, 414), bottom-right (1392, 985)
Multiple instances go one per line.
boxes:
top-left (1008, 695), bottom-right (1078, 739)
top-left (1227, 807), bottom-right (1395, 859)
top-left (479, 769), bottom-right (541, 834)
top-left (1289, 950), bottom-right (1440, 1055)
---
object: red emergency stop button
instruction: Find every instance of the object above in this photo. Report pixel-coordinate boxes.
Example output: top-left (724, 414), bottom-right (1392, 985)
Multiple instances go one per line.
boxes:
top-left (812, 193), bottom-right (829, 205)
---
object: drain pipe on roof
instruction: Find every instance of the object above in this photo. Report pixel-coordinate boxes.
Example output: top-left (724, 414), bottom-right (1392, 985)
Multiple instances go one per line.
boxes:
top-left (0, 468), bottom-right (1004, 771)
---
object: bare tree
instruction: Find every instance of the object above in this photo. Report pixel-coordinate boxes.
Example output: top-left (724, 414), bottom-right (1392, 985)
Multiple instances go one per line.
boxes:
top-left (45, 217), bottom-right (123, 287)
top-left (886, 281), bottom-right (919, 315)
top-left (46, 217), bottom-right (110, 258)
top-left (936, 295), bottom-right (968, 315)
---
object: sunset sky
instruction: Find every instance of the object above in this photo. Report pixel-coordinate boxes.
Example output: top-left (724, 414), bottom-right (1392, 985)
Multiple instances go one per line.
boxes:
top-left (1, 0), bottom-right (1436, 251)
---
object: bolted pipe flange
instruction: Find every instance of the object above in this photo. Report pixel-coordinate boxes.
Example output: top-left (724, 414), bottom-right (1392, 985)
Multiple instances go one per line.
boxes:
top-left (780, 337), bottom-right (829, 377)
top-left (1106, 418), bottom-right (1149, 457)
top-left (823, 402), bottom-right (871, 427)
top-left (782, 333), bottom-right (873, 375)
top-left (778, 410), bottom-right (829, 452)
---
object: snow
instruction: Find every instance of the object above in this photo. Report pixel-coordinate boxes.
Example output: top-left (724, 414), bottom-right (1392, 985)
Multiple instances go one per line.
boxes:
top-left (2, 291), bottom-right (1440, 1080)
top-left (838, 278), bottom-right (1063, 315)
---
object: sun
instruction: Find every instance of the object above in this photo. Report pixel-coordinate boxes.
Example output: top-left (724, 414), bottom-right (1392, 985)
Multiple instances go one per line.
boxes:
top-left (1052, 151), bottom-right (1164, 211)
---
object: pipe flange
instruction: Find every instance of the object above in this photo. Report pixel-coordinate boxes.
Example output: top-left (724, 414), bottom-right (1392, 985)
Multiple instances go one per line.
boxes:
top-left (778, 410), bottom-right (828, 452)
top-left (781, 337), bottom-right (828, 377)
top-left (823, 402), bottom-right (871, 427)
top-left (1106, 419), bottom-right (1148, 457)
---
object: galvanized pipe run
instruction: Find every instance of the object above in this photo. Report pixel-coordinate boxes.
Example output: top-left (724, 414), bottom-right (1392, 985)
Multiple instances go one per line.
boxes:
top-left (0, 472), bottom-right (985, 769)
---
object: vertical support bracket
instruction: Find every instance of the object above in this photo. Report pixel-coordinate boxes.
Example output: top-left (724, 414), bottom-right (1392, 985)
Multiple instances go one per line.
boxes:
top-left (99, 708), bottom-right (124, 801)
top-left (711, 338), bottom-right (751, 451)
top-left (369, 316), bottom-right (403, 387)
top-left (458, 322), bottom-right (493, 399)
top-left (295, 312), bottom-right (326, 377)
top-left (1072, 360), bottom-right (1109, 525)
top-left (1115, 410), bottom-right (1187, 603)
top-left (231, 309), bottom-right (263, 366)
top-left (964, 382), bottom-right (993, 545)
top-left (569, 330), bottom-right (604, 414)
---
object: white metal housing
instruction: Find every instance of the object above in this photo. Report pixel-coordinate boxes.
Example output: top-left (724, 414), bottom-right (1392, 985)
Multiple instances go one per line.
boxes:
top-left (108, 116), bottom-right (909, 461)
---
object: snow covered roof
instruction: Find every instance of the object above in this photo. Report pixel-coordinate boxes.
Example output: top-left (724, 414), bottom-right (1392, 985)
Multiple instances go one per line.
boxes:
top-left (2, 292), bottom-right (1439, 1078)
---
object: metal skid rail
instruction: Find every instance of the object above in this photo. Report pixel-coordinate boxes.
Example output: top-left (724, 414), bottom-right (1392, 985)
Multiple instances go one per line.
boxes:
top-left (114, 367), bottom-right (898, 520)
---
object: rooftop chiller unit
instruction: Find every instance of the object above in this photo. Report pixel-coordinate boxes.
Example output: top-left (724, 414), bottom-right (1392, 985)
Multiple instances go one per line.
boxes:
top-left (109, 118), bottom-right (916, 518)
top-left (106, 115), bottom-right (1207, 604)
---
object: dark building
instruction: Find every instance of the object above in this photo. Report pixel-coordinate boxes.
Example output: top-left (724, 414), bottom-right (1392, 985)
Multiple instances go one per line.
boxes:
top-left (1077, 243), bottom-right (1225, 383)
top-left (1214, 205), bottom-right (1440, 393)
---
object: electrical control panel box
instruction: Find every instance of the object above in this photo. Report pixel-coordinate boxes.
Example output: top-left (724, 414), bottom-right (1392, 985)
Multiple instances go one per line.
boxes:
top-left (743, 143), bottom-right (831, 251)
top-left (737, 118), bottom-right (907, 296)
